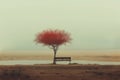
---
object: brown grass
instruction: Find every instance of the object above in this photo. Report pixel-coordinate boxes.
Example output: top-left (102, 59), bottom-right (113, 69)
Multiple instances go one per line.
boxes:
top-left (0, 64), bottom-right (120, 80)
top-left (0, 50), bottom-right (120, 61)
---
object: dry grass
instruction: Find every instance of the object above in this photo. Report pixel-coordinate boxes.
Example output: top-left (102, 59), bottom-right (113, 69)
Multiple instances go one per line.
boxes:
top-left (0, 51), bottom-right (120, 61)
top-left (0, 64), bottom-right (120, 80)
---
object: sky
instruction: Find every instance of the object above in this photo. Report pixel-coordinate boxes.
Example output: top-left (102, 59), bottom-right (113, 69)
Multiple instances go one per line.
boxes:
top-left (0, 0), bottom-right (120, 51)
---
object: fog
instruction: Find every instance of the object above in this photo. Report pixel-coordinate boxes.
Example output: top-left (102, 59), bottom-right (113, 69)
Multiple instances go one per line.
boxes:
top-left (0, 0), bottom-right (120, 51)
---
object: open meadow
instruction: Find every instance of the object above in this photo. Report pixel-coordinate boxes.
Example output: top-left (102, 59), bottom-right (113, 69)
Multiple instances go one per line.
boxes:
top-left (0, 51), bottom-right (120, 80)
top-left (0, 51), bottom-right (120, 62)
top-left (0, 64), bottom-right (120, 80)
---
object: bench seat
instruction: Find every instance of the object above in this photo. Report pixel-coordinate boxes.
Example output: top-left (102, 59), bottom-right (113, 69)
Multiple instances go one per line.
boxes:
top-left (55, 57), bottom-right (71, 64)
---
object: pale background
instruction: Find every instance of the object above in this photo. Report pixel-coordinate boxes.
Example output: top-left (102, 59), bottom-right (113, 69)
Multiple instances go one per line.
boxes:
top-left (0, 0), bottom-right (120, 52)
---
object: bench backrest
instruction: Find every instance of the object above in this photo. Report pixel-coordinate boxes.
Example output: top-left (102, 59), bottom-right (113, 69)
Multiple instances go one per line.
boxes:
top-left (55, 57), bottom-right (71, 61)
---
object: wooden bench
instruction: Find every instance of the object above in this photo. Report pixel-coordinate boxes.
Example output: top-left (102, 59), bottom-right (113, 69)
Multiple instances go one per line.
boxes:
top-left (55, 57), bottom-right (71, 64)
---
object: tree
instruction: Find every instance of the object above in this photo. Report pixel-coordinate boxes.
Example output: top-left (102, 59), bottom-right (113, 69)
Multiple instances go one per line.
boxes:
top-left (35, 29), bottom-right (71, 64)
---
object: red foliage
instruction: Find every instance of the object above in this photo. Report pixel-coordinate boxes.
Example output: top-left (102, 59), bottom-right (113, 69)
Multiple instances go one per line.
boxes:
top-left (35, 29), bottom-right (71, 46)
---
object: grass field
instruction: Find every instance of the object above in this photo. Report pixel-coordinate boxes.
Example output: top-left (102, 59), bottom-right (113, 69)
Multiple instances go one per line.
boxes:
top-left (0, 64), bottom-right (120, 80)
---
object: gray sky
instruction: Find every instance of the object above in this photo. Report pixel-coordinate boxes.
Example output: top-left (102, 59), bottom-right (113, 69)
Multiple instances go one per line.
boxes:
top-left (0, 0), bottom-right (120, 51)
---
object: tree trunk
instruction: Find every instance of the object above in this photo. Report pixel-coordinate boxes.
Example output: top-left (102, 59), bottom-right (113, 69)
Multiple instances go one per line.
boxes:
top-left (53, 46), bottom-right (58, 64)
top-left (53, 49), bottom-right (56, 64)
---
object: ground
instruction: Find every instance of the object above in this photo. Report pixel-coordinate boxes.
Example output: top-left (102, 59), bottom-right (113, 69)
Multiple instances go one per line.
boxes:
top-left (0, 64), bottom-right (120, 80)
